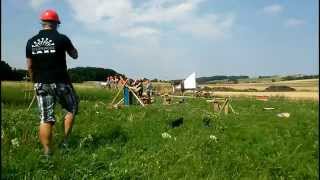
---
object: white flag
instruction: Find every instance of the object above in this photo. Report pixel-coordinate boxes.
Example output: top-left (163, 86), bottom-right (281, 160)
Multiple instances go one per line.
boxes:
top-left (183, 72), bottom-right (196, 89)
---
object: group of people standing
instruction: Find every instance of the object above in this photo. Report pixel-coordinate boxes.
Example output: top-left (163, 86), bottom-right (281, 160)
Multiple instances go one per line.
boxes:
top-left (114, 76), bottom-right (153, 98)
top-left (105, 75), bottom-right (121, 89)
top-left (105, 76), bottom-right (153, 98)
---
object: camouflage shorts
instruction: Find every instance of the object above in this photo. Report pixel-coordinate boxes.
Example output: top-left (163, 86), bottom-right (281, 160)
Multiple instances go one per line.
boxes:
top-left (34, 83), bottom-right (78, 123)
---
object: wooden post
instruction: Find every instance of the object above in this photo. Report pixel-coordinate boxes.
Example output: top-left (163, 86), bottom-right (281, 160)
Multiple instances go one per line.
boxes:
top-left (27, 95), bottom-right (36, 112)
top-left (213, 101), bottom-right (219, 112)
top-left (127, 86), bottom-right (145, 107)
top-left (111, 79), bottom-right (128, 105)
top-left (114, 98), bottom-right (124, 107)
top-left (211, 97), bottom-right (234, 115)
top-left (111, 86), bottom-right (124, 104)
top-left (224, 99), bottom-right (229, 114)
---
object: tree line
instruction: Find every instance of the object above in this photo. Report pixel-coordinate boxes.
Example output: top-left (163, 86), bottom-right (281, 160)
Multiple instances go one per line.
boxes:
top-left (196, 75), bottom-right (249, 84)
top-left (1, 60), bottom-right (120, 83)
top-left (0, 61), bottom-right (28, 81)
top-left (68, 67), bottom-right (120, 83)
top-left (1, 60), bottom-right (318, 83)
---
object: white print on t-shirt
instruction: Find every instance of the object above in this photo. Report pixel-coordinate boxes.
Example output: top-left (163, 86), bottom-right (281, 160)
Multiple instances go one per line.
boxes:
top-left (31, 38), bottom-right (56, 54)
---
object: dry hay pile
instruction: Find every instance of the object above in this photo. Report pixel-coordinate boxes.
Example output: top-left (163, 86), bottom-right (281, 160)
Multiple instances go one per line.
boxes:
top-left (154, 84), bottom-right (172, 95)
top-left (264, 85), bottom-right (296, 92)
top-left (205, 86), bottom-right (259, 92)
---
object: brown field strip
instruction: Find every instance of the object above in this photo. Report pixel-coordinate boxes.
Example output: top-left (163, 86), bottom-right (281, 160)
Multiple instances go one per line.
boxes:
top-left (212, 91), bottom-right (318, 101)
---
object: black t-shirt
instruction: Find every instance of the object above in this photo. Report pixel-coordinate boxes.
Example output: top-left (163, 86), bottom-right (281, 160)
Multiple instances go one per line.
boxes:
top-left (26, 29), bottom-right (75, 83)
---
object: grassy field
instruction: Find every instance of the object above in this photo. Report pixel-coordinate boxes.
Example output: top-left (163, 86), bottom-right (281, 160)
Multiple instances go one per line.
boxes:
top-left (1, 82), bottom-right (319, 179)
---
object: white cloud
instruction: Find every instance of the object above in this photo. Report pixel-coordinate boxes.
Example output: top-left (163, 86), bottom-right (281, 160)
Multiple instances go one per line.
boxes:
top-left (262, 4), bottom-right (283, 15)
top-left (30, 0), bottom-right (49, 10)
top-left (285, 18), bottom-right (305, 27)
top-left (178, 14), bottom-right (235, 39)
top-left (120, 27), bottom-right (160, 38)
top-left (112, 38), bottom-right (190, 79)
top-left (66, 0), bottom-right (234, 40)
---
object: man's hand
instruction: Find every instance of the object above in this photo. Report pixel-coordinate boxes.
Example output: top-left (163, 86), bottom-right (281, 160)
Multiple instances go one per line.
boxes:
top-left (67, 48), bottom-right (78, 59)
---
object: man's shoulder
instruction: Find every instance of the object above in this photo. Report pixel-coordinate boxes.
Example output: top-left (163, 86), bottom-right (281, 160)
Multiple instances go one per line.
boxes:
top-left (27, 33), bottom-right (40, 43)
top-left (57, 32), bottom-right (70, 40)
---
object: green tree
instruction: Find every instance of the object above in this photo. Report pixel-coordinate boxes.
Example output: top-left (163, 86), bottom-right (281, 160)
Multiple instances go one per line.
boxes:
top-left (1, 60), bottom-right (14, 80)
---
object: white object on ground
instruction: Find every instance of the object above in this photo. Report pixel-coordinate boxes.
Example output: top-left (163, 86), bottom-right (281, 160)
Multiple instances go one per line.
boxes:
top-left (11, 138), bottom-right (20, 148)
top-left (277, 112), bottom-right (290, 118)
top-left (209, 135), bottom-right (218, 142)
top-left (161, 132), bottom-right (172, 139)
top-left (263, 107), bottom-right (275, 110)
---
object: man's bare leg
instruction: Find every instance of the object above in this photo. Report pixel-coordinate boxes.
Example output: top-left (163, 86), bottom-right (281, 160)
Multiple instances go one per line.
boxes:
top-left (62, 112), bottom-right (74, 145)
top-left (39, 122), bottom-right (53, 155)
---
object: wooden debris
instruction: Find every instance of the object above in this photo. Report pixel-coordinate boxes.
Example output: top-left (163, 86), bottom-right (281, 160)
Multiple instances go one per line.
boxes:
top-left (162, 94), bottom-right (172, 105)
top-left (256, 96), bottom-right (269, 101)
top-left (263, 107), bottom-right (275, 110)
top-left (211, 96), bottom-right (236, 115)
top-left (277, 112), bottom-right (290, 118)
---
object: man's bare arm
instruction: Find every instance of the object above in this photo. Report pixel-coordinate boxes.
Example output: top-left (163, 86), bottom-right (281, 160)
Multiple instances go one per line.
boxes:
top-left (27, 58), bottom-right (32, 80)
top-left (67, 48), bottom-right (78, 59)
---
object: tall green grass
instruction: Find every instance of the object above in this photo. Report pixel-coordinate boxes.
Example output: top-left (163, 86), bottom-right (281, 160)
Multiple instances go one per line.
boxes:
top-left (1, 82), bottom-right (318, 179)
top-left (1, 82), bottom-right (115, 106)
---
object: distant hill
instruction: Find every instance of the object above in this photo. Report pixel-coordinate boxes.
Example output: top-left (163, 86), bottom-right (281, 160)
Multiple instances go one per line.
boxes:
top-left (196, 75), bottom-right (249, 84)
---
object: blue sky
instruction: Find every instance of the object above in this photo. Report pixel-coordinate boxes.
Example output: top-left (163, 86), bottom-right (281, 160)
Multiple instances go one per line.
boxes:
top-left (1, 0), bottom-right (318, 80)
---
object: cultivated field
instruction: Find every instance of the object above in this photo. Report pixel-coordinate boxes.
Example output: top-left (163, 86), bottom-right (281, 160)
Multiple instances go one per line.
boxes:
top-left (203, 79), bottom-right (319, 92)
top-left (1, 81), bottom-right (319, 179)
top-left (152, 79), bottom-right (319, 100)
top-left (202, 79), bottom-right (319, 101)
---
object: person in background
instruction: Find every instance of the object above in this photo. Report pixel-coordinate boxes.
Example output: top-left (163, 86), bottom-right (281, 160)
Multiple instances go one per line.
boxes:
top-left (105, 76), bottom-right (111, 89)
top-left (114, 76), bottom-right (119, 89)
top-left (109, 76), bottom-right (114, 89)
top-left (146, 79), bottom-right (153, 98)
top-left (137, 79), bottom-right (143, 97)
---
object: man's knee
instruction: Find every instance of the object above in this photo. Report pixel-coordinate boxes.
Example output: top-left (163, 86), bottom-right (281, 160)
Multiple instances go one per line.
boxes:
top-left (40, 122), bottom-right (54, 127)
top-left (65, 112), bottom-right (75, 121)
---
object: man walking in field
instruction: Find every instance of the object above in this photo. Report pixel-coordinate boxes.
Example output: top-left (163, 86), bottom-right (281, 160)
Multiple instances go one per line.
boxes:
top-left (26, 9), bottom-right (78, 156)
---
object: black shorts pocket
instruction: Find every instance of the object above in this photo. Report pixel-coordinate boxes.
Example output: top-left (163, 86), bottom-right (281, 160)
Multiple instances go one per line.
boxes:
top-left (35, 84), bottom-right (48, 96)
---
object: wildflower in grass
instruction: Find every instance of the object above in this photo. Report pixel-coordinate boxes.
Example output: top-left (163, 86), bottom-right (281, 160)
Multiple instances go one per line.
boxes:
top-left (1, 130), bottom-right (4, 139)
top-left (92, 153), bottom-right (97, 160)
top-left (209, 135), bottom-right (218, 142)
top-left (96, 111), bottom-right (100, 114)
top-left (161, 132), bottom-right (172, 139)
top-left (80, 134), bottom-right (93, 148)
top-left (11, 138), bottom-right (20, 148)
